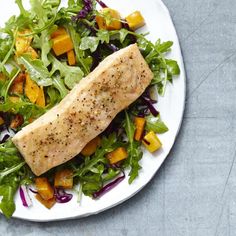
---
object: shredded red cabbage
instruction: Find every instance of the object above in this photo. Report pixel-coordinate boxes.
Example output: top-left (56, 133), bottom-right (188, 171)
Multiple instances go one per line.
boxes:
top-left (29, 188), bottom-right (38, 194)
top-left (0, 126), bottom-right (15, 144)
top-left (143, 138), bottom-right (150, 145)
top-left (19, 186), bottom-right (32, 207)
top-left (93, 172), bottom-right (125, 199)
top-left (54, 188), bottom-right (73, 203)
top-left (141, 95), bottom-right (159, 117)
top-left (95, 0), bottom-right (108, 8)
top-left (72, 0), bottom-right (93, 21)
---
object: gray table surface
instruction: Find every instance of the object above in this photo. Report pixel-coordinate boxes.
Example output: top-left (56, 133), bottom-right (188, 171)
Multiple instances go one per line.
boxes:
top-left (1, 0), bottom-right (235, 235)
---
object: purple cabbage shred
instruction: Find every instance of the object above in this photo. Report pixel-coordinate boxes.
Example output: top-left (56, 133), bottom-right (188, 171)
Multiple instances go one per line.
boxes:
top-left (54, 188), bottom-right (73, 203)
top-left (0, 126), bottom-right (15, 144)
top-left (93, 172), bottom-right (125, 199)
top-left (95, 0), bottom-right (108, 8)
top-left (72, 0), bottom-right (93, 21)
top-left (140, 89), bottom-right (159, 117)
top-left (141, 96), bottom-right (159, 117)
top-left (29, 188), bottom-right (38, 194)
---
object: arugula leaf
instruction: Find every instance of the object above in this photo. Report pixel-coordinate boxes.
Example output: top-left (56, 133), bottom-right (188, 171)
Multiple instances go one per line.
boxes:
top-left (0, 34), bottom-right (13, 61)
top-left (124, 111), bottom-right (143, 184)
top-left (73, 134), bottom-right (119, 196)
top-left (46, 86), bottom-right (61, 107)
top-left (146, 115), bottom-right (169, 134)
top-left (68, 25), bottom-right (91, 74)
top-left (51, 74), bottom-right (69, 99)
top-left (0, 140), bottom-right (26, 218)
top-left (0, 99), bottom-right (45, 125)
top-left (80, 36), bottom-right (100, 53)
top-left (156, 40), bottom-right (173, 53)
top-left (29, 0), bottom-right (59, 66)
top-left (43, 0), bottom-right (61, 8)
top-left (102, 168), bottom-right (121, 182)
top-left (0, 140), bottom-right (18, 156)
top-left (0, 185), bottom-right (17, 218)
top-left (18, 55), bottom-right (52, 86)
top-left (96, 30), bottom-right (110, 44)
top-left (0, 68), bottom-right (20, 100)
top-left (119, 28), bottom-right (129, 43)
top-left (49, 54), bottom-right (84, 89)
top-left (135, 36), bottom-right (179, 96)
top-left (166, 59), bottom-right (180, 76)
top-left (15, 0), bottom-right (28, 16)
top-left (0, 162), bottom-right (25, 184)
top-left (75, 134), bottom-right (117, 177)
top-left (0, 31), bottom-right (16, 72)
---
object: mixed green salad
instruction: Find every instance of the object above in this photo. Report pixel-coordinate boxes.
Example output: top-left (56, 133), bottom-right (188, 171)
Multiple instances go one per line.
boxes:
top-left (0, 0), bottom-right (180, 218)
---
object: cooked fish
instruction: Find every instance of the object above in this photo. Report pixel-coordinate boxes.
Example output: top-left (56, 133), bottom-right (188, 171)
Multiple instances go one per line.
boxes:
top-left (12, 44), bottom-right (153, 176)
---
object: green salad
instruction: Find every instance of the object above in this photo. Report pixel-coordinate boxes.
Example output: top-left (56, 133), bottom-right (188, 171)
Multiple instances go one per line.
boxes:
top-left (0, 0), bottom-right (180, 218)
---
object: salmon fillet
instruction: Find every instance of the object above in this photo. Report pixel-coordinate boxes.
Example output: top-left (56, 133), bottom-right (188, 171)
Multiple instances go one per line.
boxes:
top-left (12, 44), bottom-right (153, 176)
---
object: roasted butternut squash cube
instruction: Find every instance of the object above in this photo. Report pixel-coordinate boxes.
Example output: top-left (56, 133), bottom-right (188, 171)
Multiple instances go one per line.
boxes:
top-left (35, 194), bottom-right (56, 209)
top-left (0, 117), bottom-right (4, 126)
top-left (10, 73), bottom-right (25, 95)
top-left (81, 136), bottom-right (101, 156)
top-left (67, 50), bottom-right (76, 66)
top-left (10, 114), bottom-right (24, 129)
top-left (0, 73), bottom-right (6, 81)
top-left (35, 177), bottom-right (54, 201)
top-left (54, 169), bottom-right (73, 189)
top-left (134, 117), bottom-right (146, 141)
top-left (36, 86), bottom-right (46, 107)
top-left (15, 29), bottom-right (33, 56)
top-left (142, 131), bottom-right (162, 153)
top-left (125, 11), bottom-right (145, 30)
top-left (107, 147), bottom-right (128, 164)
top-left (96, 8), bottom-right (122, 30)
top-left (25, 74), bottom-right (40, 103)
top-left (52, 34), bottom-right (74, 56)
top-left (26, 46), bottom-right (39, 59)
top-left (51, 27), bottom-right (67, 39)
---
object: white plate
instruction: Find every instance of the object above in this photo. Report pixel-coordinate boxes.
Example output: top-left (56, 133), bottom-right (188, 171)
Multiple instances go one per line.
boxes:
top-left (0, 0), bottom-right (186, 222)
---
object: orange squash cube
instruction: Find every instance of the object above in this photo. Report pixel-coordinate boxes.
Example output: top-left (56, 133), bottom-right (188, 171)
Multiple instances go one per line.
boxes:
top-left (10, 114), bottom-right (24, 129)
top-left (35, 194), bottom-right (56, 209)
top-left (36, 86), bottom-right (46, 107)
top-left (0, 73), bottom-right (6, 81)
top-left (96, 8), bottom-right (122, 30)
top-left (142, 131), bottom-right (162, 153)
top-left (54, 169), bottom-right (73, 189)
top-left (51, 27), bottom-right (67, 39)
top-left (125, 11), bottom-right (145, 30)
top-left (67, 50), bottom-right (76, 66)
top-left (81, 136), bottom-right (101, 156)
top-left (15, 29), bottom-right (33, 57)
top-left (0, 117), bottom-right (4, 126)
top-left (52, 34), bottom-right (74, 56)
top-left (25, 74), bottom-right (40, 103)
top-left (35, 177), bottom-right (54, 201)
top-left (107, 147), bottom-right (128, 164)
top-left (134, 117), bottom-right (146, 141)
top-left (26, 46), bottom-right (39, 59)
top-left (10, 73), bottom-right (25, 95)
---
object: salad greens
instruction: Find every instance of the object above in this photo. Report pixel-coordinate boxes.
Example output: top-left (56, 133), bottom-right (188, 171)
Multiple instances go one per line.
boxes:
top-left (0, 140), bottom-right (28, 218)
top-left (0, 0), bottom-right (180, 218)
